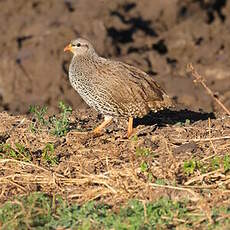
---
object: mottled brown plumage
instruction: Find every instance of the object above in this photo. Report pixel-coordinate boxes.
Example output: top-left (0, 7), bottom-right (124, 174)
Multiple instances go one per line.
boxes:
top-left (64, 38), bottom-right (172, 137)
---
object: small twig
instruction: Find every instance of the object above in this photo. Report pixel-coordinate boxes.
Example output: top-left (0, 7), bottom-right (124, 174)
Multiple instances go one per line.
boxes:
top-left (215, 214), bottom-right (230, 222)
top-left (142, 200), bottom-right (148, 224)
top-left (161, 216), bottom-right (187, 223)
top-left (200, 153), bottom-right (220, 162)
top-left (3, 178), bottom-right (27, 192)
top-left (184, 169), bottom-right (223, 186)
top-left (0, 159), bottom-right (50, 172)
top-left (165, 139), bottom-right (175, 162)
top-left (187, 64), bottom-right (230, 116)
top-left (173, 136), bottom-right (230, 143)
top-left (3, 118), bottom-right (26, 138)
top-left (208, 118), bottom-right (218, 156)
top-left (149, 183), bottom-right (200, 200)
top-left (183, 184), bottom-right (218, 189)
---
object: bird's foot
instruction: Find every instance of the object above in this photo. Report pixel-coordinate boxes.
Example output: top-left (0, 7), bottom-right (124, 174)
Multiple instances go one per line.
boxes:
top-left (92, 116), bottom-right (113, 137)
top-left (126, 117), bottom-right (134, 139)
top-left (92, 129), bottom-right (104, 137)
top-left (127, 131), bottom-right (133, 139)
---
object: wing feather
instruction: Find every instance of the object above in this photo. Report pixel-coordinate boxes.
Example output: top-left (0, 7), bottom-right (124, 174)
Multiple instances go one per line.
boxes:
top-left (93, 59), bottom-right (172, 117)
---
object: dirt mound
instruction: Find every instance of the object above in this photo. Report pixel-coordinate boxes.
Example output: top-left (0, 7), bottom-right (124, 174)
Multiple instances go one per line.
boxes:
top-left (0, 0), bottom-right (229, 114)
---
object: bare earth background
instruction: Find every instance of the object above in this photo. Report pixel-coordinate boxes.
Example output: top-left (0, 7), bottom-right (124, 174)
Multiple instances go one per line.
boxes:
top-left (0, 0), bottom-right (230, 229)
top-left (0, 0), bottom-right (230, 114)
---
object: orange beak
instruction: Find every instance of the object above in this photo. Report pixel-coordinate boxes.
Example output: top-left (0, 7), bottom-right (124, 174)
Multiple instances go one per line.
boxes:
top-left (64, 44), bottom-right (73, 52)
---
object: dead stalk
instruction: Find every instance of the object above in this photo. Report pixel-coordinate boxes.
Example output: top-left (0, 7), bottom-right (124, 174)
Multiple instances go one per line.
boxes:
top-left (187, 64), bottom-right (230, 116)
top-left (208, 118), bottom-right (218, 156)
top-left (173, 136), bottom-right (230, 143)
top-left (149, 183), bottom-right (200, 200)
top-left (184, 169), bottom-right (223, 186)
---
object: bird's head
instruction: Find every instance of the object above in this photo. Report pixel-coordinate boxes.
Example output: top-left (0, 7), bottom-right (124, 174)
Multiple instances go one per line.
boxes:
top-left (64, 38), bottom-right (96, 57)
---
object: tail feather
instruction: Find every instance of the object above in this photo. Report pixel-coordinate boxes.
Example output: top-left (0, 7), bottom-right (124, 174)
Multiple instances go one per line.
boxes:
top-left (148, 93), bottom-right (174, 112)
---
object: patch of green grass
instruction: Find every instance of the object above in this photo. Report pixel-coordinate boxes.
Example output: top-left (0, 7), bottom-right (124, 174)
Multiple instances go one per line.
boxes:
top-left (136, 147), bottom-right (156, 182)
top-left (0, 192), bottom-right (229, 229)
top-left (0, 143), bottom-right (31, 162)
top-left (131, 134), bottom-right (138, 142)
top-left (154, 179), bottom-right (167, 185)
top-left (183, 154), bottom-right (230, 176)
top-left (0, 193), bottom-right (54, 230)
top-left (223, 155), bottom-right (230, 172)
top-left (140, 161), bottom-right (148, 172)
top-left (0, 142), bottom-right (58, 166)
top-left (209, 154), bottom-right (230, 173)
top-left (29, 101), bottom-right (72, 137)
top-left (211, 206), bottom-right (230, 229)
top-left (136, 147), bottom-right (153, 157)
top-left (175, 118), bottom-right (191, 127)
top-left (50, 101), bottom-right (72, 137)
top-left (211, 156), bottom-right (221, 170)
top-left (183, 159), bottom-right (197, 175)
top-left (29, 105), bottom-right (48, 132)
top-left (42, 143), bottom-right (58, 166)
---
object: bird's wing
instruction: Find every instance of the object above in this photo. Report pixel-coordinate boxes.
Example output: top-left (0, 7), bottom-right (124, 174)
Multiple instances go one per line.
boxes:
top-left (118, 62), bottom-right (173, 109)
top-left (94, 59), bottom-right (172, 116)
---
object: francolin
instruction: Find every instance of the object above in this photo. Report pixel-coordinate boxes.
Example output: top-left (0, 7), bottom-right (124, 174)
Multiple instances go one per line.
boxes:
top-left (64, 38), bottom-right (172, 137)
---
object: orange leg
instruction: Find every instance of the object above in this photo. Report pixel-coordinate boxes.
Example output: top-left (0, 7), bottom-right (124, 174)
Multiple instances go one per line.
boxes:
top-left (127, 117), bottom-right (133, 138)
top-left (93, 116), bottom-right (113, 134)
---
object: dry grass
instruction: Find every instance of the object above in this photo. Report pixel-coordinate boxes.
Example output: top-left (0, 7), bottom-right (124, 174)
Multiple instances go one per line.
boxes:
top-left (187, 64), bottom-right (230, 116)
top-left (0, 110), bottom-right (229, 216)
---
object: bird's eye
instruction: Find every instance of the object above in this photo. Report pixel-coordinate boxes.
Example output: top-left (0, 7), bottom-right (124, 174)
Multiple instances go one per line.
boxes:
top-left (71, 43), bottom-right (81, 47)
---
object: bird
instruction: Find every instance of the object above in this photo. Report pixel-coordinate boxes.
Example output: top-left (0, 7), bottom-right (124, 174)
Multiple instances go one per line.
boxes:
top-left (64, 38), bottom-right (173, 138)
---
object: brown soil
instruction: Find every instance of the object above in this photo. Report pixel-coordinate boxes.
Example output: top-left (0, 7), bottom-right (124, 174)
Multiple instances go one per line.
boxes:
top-left (0, 0), bottom-right (230, 224)
top-left (0, 109), bottom-right (229, 210)
top-left (0, 0), bottom-right (229, 114)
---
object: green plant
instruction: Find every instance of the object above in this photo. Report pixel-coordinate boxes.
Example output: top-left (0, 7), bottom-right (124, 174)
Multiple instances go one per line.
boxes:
top-left (185, 119), bottom-right (191, 125)
top-left (155, 179), bottom-right (167, 185)
top-left (175, 118), bottom-right (192, 127)
top-left (29, 101), bottom-right (72, 137)
top-left (140, 161), bottom-right (148, 172)
top-left (0, 192), bottom-right (229, 229)
top-left (50, 101), bottom-right (72, 137)
top-left (131, 134), bottom-right (138, 141)
top-left (183, 159), bottom-right (197, 175)
top-left (29, 105), bottom-right (48, 132)
top-left (42, 143), bottom-right (58, 166)
top-left (223, 155), bottom-right (230, 172)
top-left (183, 154), bottom-right (230, 177)
top-left (136, 147), bottom-right (153, 157)
top-left (211, 156), bottom-right (221, 170)
top-left (135, 146), bottom-right (156, 182)
top-left (15, 143), bottom-right (31, 162)
top-left (0, 143), bottom-right (16, 159)
top-left (0, 193), bottom-right (54, 230)
top-left (139, 161), bottom-right (154, 182)
top-left (0, 143), bottom-right (31, 162)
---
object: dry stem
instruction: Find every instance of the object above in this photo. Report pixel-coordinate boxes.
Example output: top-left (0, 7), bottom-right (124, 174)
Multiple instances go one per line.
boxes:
top-left (187, 64), bottom-right (230, 116)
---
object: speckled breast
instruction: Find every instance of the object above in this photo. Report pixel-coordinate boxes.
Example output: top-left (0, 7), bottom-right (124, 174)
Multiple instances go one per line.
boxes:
top-left (69, 71), bottom-right (120, 117)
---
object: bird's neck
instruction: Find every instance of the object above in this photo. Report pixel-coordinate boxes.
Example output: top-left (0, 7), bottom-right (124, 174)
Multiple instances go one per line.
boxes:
top-left (70, 53), bottom-right (99, 77)
top-left (72, 54), bottom-right (99, 70)
top-left (74, 53), bottom-right (98, 63)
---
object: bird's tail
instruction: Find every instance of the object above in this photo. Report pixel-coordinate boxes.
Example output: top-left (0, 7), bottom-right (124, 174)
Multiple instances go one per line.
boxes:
top-left (148, 93), bottom-right (174, 112)
top-left (162, 93), bottom-right (174, 108)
